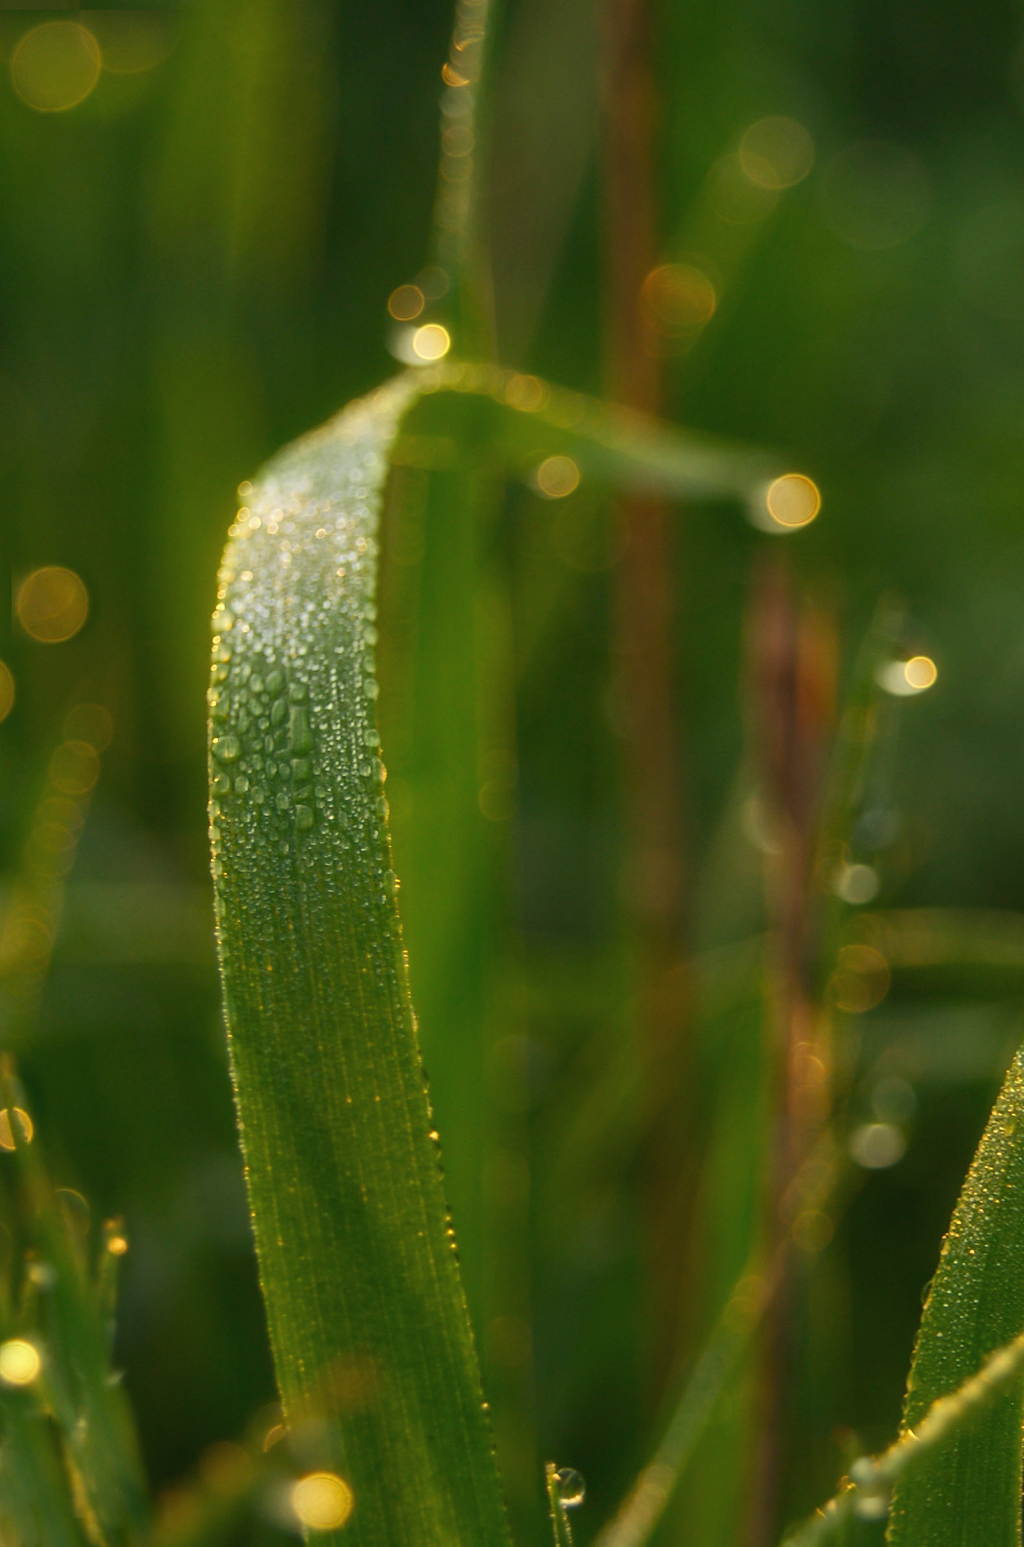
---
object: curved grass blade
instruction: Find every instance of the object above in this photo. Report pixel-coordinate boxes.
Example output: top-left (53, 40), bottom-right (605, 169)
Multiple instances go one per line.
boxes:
top-left (882, 1041), bottom-right (1024, 1547)
top-left (209, 375), bottom-right (512, 1547)
top-left (208, 365), bottom-right (789, 1544)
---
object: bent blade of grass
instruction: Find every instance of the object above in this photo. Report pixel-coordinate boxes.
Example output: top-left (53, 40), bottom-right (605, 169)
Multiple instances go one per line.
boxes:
top-left (209, 375), bottom-right (512, 1547)
top-left (883, 1041), bottom-right (1024, 1547)
top-left (208, 367), bottom-right (777, 1544)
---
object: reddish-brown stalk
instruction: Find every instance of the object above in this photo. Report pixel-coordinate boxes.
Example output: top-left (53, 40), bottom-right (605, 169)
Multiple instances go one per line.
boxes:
top-left (603, 0), bottom-right (694, 1392)
top-left (744, 559), bottom-right (837, 1547)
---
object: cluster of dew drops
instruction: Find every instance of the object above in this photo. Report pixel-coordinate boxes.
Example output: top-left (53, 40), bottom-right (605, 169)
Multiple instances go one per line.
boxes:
top-left (207, 379), bottom-right (418, 941)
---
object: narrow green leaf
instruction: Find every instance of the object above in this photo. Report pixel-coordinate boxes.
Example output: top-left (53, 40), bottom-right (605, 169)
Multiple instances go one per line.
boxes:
top-left (209, 375), bottom-right (511, 1547)
top-left (885, 1042), bottom-right (1024, 1546)
top-left (209, 366), bottom-right (779, 1544)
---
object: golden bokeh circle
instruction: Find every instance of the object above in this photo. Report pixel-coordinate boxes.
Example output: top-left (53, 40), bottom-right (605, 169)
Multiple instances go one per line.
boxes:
top-left (534, 456), bottom-right (581, 499)
top-left (49, 740), bottom-right (101, 797)
top-left (904, 655), bottom-right (937, 690)
top-left (765, 473), bottom-right (821, 528)
top-left (388, 285), bottom-right (424, 322)
top-left (291, 1473), bottom-right (354, 1532)
top-left (17, 567), bottom-right (89, 643)
top-left (0, 1340), bottom-right (40, 1387)
top-left (411, 324), bottom-right (451, 361)
top-left (739, 117), bottom-right (815, 190)
top-left (11, 22), bottom-right (101, 114)
top-left (0, 1109), bottom-right (34, 1153)
top-left (641, 263), bottom-right (717, 337)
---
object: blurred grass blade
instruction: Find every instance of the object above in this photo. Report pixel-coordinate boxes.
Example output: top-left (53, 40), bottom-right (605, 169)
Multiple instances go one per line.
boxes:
top-left (884, 1041), bottom-right (1024, 1546)
top-left (785, 1326), bottom-right (1024, 1546)
top-left (592, 1258), bottom-right (774, 1547)
top-left (406, 362), bottom-right (779, 502)
top-left (208, 376), bottom-right (512, 1547)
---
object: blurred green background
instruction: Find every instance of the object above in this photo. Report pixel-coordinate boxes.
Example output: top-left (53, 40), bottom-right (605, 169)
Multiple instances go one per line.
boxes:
top-left (2, 0), bottom-right (1024, 1540)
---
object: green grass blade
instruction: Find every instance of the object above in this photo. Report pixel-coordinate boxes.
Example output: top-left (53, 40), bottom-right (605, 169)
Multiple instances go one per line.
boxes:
top-left (882, 1041), bottom-right (1024, 1547)
top-left (209, 376), bottom-right (512, 1547)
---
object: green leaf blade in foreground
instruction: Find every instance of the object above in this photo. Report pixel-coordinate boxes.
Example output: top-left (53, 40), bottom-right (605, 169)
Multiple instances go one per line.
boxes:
top-left (208, 375), bottom-right (512, 1547)
top-left (888, 1043), bottom-right (1024, 1547)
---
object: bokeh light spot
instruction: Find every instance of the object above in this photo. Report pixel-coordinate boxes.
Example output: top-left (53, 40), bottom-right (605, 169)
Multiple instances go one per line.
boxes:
top-left (828, 943), bottom-right (890, 1012)
top-left (765, 474), bottom-right (821, 528)
top-left (849, 1122), bottom-right (906, 1170)
top-left (0, 663), bottom-right (14, 724)
top-left (833, 862), bottom-right (879, 905)
top-left (904, 655), bottom-right (937, 690)
top-left (0, 1109), bottom-right (34, 1152)
top-left (505, 374), bottom-right (547, 412)
top-left (877, 655), bottom-right (938, 696)
top-left (63, 703), bottom-right (114, 751)
top-left (291, 1473), bottom-right (354, 1531)
top-left (739, 117), bottom-right (815, 189)
top-left (11, 22), bottom-right (101, 113)
top-left (0, 1340), bottom-right (40, 1386)
top-left (388, 285), bottom-right (424, 322)
top-left (411, 324), bottom-right (451, 361)
top-left (641, 263), bottom-right (717, 338)
top-left (17, 567), bottom-right (89, 643)
top-left (533, 456), bottom-right (580, 499)
top-left (49, 740), bottom-right (101, 797)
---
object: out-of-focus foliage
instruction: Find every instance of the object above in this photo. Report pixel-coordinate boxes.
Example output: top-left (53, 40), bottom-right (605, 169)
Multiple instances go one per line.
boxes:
top-left (3, 1), bottom-right (1024, 1544)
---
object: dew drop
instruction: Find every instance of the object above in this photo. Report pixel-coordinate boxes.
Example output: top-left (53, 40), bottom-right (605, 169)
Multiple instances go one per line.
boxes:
top-left (296, 805), bottom-right (314, 831)
top-left (276, 792), bottom-right (290, 812)
top-left (554, 1470), bottom-right (586, 1509)
top-left (213, 736), bottom-right (240, 762)
top-left (289, 682), bottom-right (308, 702)
top-left (235, 775), bottom-right (250, 794)
top-left (212, 774), bottom-right (232, 796)
top-left (271, 699), bottom-right (288, 727)
top-left (292, 758), bottom-right (311, 784)
top-left (266, 670), bottom-right (285, 696)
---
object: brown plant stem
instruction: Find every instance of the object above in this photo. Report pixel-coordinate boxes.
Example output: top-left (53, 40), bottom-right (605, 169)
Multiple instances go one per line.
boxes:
top-left (603, 0), bottom-right (694, 1389)
top-left (744, 560), bottom-right (837, 1547)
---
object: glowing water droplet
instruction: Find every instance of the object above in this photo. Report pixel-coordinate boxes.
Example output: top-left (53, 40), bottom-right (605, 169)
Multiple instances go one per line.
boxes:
top-left (235, 775), bottom-right (250, 794)
top-left (250, 675), bottom-right (265, 696)
top-left (289, 682), bottom-right (308, 702)
top-left (276, 792), bottom-right (290, 812)
top-left (554, 1470), bottom-right (586, 1509)
top-left (213, 736), bottom-right (240, 762)
top-left (212, 774), bottom-right (232, 796)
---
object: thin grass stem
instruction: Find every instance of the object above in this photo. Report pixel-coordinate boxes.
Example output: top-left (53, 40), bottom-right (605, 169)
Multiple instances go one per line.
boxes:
top-left (783, 1329), bottom-right (1024, 1547)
